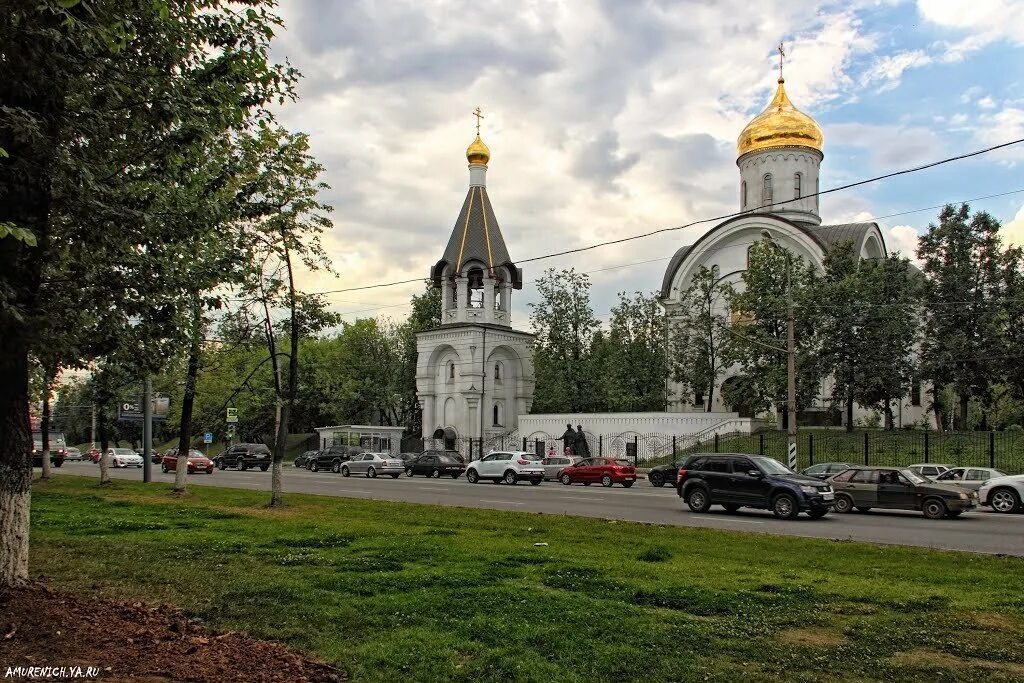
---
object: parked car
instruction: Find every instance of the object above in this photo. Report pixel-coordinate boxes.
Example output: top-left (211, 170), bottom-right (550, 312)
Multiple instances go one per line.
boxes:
top-left (294, 450), bottom-right (317, 469)
top-left (977, 474), bottom-right (1024, 514)
top-left (541, 454), bottom-right (579, 481)
top-left (397, 452), bottom-right (420, 462)
top-left (107, 448), bottom-right (144, 468)
top-left (647, 460), bottom-right (686, 487)
top-left (800, 462), bottom-right (854, 480)
top-left (151, 449), bottom-right (164, 464)
top-left (906, 463), bottom-right (952, 479)
top-left (87, 448), bottom-right (101, 463)
top-left (64, 447), bottom-right (83, 462)
top-left (405, 453), bottom-right (465, 478)
top-left (31, 431), bottom-right (67, 468)
top-left (216, 443), bottom-right (272, 471)
top-left (676, 454), bottom-right (833, 520)
top-left (342, 452), bottom-right (406, 478)
top-left (417, 448), bottom-right (466, 464)
top-left (466, 451), bottom-right (544, 485)
top-left (559, 457), bottom-right (637, 488)
top-left (828, 466), bottom-right (977, 519)
top-left (307, 445), bottom-right (362, 473)
top-left (933, 467), bottom-right (1007, 491)
top-left (161, 449), bottom-right (214, 474)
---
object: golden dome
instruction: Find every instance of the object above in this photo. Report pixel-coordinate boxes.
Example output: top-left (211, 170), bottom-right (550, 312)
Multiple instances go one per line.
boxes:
top-left (466, 134), bottom-right (490, 165)
top-left (737, 77), bottom-right (823, 158)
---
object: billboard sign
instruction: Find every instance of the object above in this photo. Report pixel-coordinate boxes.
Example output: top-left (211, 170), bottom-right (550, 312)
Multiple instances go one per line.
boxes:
top-left (118, 395), bottom-right (170, 422)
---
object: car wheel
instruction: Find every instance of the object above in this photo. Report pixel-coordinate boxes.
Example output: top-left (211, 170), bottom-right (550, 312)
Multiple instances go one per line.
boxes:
top-left (405, 468), bottom-right (414, 477)
top-left (467, 469), bottom-right (479, 484)
top-left (722, 503), bottom-right (741, 513)
top-left (560, 473), bottom-right (572, 485)
top-left (341, 465), bottom-right (350, 477)
top-left (686, 487), bottom-right (711, 513)
top-left (431, 469), bottom-right (441, 478)
top-left (161, 464), bottom-right (168, 473)
top-left (217, 459), bottom-right (225, 471)
top-left (771, 493), bottom-right (799, 520)
top-left (649, 471), bottom-right (665, 487)
top-left (331, 461), bottom-right (341, 474)
top-left (855, 506), bottom-right (872, 513)
top-left (310, 461), bottom-right (319, 473)
top-left (601, 475), bottom-right (613, 488)
top-left (806, 508), bottom-right (828, 520)
top-left (530, 479), bottom-right (541, 486)
top-left (990, 487), bottom-right (1021, 514)
top-left (504, 470), bottom-right (518, 485)
top-left (832, 494), bottom-right (854, 513)
top-left (368, 466), bottom-right (377, 478)
top-left (237, 460), bottom-right (247, 471)
top-left (921, 497), bottom-right (947, 520)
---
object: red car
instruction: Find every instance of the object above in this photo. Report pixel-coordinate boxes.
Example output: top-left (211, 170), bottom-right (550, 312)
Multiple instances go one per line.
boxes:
top-left (161, 449), bottom-right (214, 474)
top-left (87, 448), bottom-right (102, 463)
top-left (559, 457), bottom-right (637, 488)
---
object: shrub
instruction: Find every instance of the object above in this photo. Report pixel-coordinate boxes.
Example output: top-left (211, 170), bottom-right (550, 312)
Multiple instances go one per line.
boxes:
top-left (637, 546), bottom-right (672, 563)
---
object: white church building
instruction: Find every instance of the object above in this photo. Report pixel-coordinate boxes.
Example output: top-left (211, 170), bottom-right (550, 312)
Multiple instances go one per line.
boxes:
top-left (658, 72), bottom-right (932, 429)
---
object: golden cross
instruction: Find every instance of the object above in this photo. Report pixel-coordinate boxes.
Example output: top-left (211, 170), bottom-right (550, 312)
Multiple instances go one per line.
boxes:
top-left (778, 42), bottom-right (785, 79)
top-left (473, 106), bottom-right (484, 135)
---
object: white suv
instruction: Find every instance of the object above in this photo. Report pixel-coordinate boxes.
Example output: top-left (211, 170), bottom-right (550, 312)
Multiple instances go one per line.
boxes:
top-left (978, 474), bottom-right (1024, 514)
top-left (466, 451), bottom-right (544, 485)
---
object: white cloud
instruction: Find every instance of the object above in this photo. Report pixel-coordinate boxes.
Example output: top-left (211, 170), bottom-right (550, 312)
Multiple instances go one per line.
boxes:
top-left (977, 96), bottom-right (997, 109)
top-left (826, 122), bottom-right (943, 166)
top-left (861, 50), bottom-right (932, 92)
top-left (886, 225), bottom-right (922, 260)
top-left (917, 0), bottom-right (1024, 60)
top-left (1002, 204), bottom-right (1024, 248)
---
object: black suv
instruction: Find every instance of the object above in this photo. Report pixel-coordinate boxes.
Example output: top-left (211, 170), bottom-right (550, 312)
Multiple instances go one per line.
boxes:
top-left (676, 453), bottom-right (834, 520)
top-left (216, 443), bottom-right (272, 471)
top-left (307, 445), bottom-right (361, 473)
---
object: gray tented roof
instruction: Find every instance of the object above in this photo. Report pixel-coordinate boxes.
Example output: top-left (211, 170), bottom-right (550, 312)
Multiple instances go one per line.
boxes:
top-left (813, 223), bottom-right (880, 253)
top-left (430, 185), bottom-right (522, 289)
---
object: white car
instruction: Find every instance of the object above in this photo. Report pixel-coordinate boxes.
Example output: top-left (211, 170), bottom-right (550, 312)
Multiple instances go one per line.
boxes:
top-left (341, 453), bottom-right (405, 478)
top-left (933, 467), bottom-right (1007, 492)
top-left (466, 451), bottom-right (545, 485)
top-left (906, 463), bottom-right (952, 479)
top-left (978, 474), bottom-right (1024, 514)
top-left (107, 448), bottom-right (144, 468)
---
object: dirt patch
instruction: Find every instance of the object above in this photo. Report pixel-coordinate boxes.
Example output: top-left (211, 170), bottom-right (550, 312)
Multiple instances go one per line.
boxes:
top-left (971, 612), bottom-right (1019, 632)
top-left (778, 627), bottom-right (847, 648)
top-left (0, 582), bottom-right (343, 682)
top-left (893, 649), bottom-right (1024, 677)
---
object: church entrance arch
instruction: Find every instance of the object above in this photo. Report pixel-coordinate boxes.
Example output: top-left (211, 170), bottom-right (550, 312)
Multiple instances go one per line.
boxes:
top-left (432, 426), bottom-right (458, 450)
top-left (721, 376), bottom-right (755, 418)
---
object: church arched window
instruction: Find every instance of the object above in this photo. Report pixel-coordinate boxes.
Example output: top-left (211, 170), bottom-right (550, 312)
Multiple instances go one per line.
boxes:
top-left (493, 402), bottom-right (503, 427)
top-left (448, 362), bottom-right (455, 381)
top-left (494, 362), bottom-right (502, 381)
top-left (762, 174), bottom-right (773, 206)
top-left (710, 264), bottom-right (720, 281)
top-left (746, 244), bottom-right (755, 268)
top-left (741, 181), bottom-right (747, 208)
top-left (793, 173), bottom-right (802, 200)
top-left (467, 268), bottom-right (484, 308)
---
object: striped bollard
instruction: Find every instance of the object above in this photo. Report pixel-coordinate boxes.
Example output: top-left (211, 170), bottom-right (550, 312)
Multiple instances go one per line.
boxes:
top-left (788, 442), bottom-right (797, 470)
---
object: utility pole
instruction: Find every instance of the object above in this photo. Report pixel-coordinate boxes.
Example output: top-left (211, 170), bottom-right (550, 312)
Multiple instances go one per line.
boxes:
top-left (142, 378), bottom-right (152, 483)
top-left (90, 405), bottom-right (97, 449)
top-left (785, 256), bottom-right (797, 470)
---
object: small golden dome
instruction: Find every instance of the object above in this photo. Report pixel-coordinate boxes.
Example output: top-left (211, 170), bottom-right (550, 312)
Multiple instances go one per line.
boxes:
top-left (737, 77), bottom-right (823, 158)
top-left (466, 134), bottom-right (490, 165)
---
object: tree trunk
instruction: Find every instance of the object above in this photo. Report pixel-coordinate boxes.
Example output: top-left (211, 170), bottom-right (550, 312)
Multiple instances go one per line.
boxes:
top-left (959, 393), bottom-right (970, 432)
top-left (930, 383), bottom-right (944, 433)
top-left (0, 345), bottom-right (33, 588)
top-left (173, 294), bottom-right (203, 494)
top-left (883, 397), bottom-right (894, 431)
top-left (845, 395), bottom-right (854, 433)
top-left (98, 405), bottom-right (111, 485)
top-left (40, 375), bottom-right (52, 481)
top-left (270, 238), bottom-right (301, 508)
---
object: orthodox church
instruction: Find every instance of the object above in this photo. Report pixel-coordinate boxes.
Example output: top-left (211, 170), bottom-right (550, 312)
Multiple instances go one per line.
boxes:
top-left (659, 71), bottom-right (932, 428)
top-left (415, 117), bottom-right (536, 444)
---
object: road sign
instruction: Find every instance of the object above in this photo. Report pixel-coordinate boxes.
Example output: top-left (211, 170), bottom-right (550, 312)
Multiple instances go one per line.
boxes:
top-left (226, 407), bottom-right (238, 423)
top-left (117, 396), bottom-right (170, 422)
top-left (203, 432), bottom-right (213, 444)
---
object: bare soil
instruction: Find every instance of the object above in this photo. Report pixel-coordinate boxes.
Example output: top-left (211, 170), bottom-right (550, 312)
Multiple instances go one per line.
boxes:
top-left (0, 582), bottom-right (343, 682)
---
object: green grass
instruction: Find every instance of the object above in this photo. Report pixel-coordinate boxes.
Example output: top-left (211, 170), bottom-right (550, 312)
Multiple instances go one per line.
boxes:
top-left (29, 476), bottom-right (1024, 682)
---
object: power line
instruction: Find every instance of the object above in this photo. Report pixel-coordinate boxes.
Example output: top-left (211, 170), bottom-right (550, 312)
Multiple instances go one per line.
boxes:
top-left (304, 138), bottom-right (1024, 296)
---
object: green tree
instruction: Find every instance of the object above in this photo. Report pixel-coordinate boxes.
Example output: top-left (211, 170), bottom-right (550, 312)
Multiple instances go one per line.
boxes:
top-left (725, 240), bottom-right (824, 421)
top-left (604, 291), bottom-right (668, 411)
top-left (668, 267), bottom-right (735, 412)
top-left (528, 269), bottom-right (602, 413)
top-left (918, 205), bottom-right (1007, 430)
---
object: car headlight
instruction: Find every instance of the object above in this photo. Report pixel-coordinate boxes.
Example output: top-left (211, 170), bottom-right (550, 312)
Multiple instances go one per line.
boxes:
top-left (799, 485), bottom-right (818, 494)
top-left (959, 492), bottom-right (968, 500)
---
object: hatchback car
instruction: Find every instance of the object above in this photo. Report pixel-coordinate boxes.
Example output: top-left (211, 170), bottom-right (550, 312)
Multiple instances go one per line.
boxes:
top-left (559, 457), bottom-right (636, 488)
top-left (829, 466), bottom-right (976, 519)
top-left (676, 454), bottom-right (833, 519)
top-left (216, 443), bottom-right (272, 471)
top-left (63, 447), bottom-right (83, 462)
top-left (540, 454), bottom-right (579, 481)
top-left (107, 448), bottom-right (144, 468)
top-left (161, 449), bottom-right (214, 474)
top-left (647, 460), bottom-right (687, 487)
top-left (800, 462), bottom-right (854, 480)
top-left (933, 467), bottom-right (1006, 491)
top-left (342, 452), bottom-right (406, 478)
top-left (406, 453), bottom-right (465, 478)
top-left (466, 451), bottom-right (544, 485)
top-left (906, 463), bottom-right (952, 479)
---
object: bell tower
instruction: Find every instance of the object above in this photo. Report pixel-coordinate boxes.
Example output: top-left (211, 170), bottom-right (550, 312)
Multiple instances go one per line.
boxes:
top-left (414, 110), bottom-right (535, 450)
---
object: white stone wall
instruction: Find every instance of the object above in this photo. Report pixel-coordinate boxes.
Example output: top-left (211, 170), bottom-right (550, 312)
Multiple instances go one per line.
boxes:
top-left (519, 412), bottom-right (759, 441)
top-left (738, 148), bottom-right (822, 225)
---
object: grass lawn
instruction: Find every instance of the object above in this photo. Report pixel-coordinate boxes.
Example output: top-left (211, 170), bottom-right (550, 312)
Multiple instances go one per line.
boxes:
top-left (29, 476), bottom-right (1024, 682)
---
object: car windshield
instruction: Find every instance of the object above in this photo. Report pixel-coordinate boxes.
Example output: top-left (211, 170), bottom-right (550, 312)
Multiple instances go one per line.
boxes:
top-left (113, 449), bottom-right (135, 455)
top-left (900, 469), bottom-right (928, 485)
top-left (189, 451), bottom-right (204, 457)
top-left (614, 459), bottom-right (632, 467)
top-left (752, 457), bottom-right (793, 475)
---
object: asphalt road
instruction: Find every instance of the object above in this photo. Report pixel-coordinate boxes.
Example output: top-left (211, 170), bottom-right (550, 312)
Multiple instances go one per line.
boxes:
top-left (52, 461), bottom-right (1024, 556)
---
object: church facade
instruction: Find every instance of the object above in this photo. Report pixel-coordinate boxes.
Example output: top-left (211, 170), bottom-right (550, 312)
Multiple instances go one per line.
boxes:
top-left (659, 73), bottom-right (933, 429)
top-left (415, 126), bottom-right (536, 444)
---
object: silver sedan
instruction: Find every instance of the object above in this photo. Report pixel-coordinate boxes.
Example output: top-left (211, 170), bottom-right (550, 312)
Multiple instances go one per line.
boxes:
top-left (540, 455), bottom-right (580, 481)
top-left (341, 453), bottom-right (405, 479)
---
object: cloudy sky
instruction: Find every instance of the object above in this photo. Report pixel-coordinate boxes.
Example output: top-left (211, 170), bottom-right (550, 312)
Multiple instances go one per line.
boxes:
top-left (267, 0), bottom-right (1024, 330)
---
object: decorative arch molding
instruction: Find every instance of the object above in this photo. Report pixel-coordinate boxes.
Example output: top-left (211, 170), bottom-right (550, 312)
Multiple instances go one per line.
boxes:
top-left (662, 213), bottom-right (828, 301)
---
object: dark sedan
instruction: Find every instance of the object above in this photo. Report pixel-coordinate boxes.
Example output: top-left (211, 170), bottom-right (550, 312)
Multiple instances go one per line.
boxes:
top-left (294, 450), bottom-right (318, 468)
top-left (406, 453), bottom-right (465, 479)
top-left (648, 461), bottom-right (685, 487)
